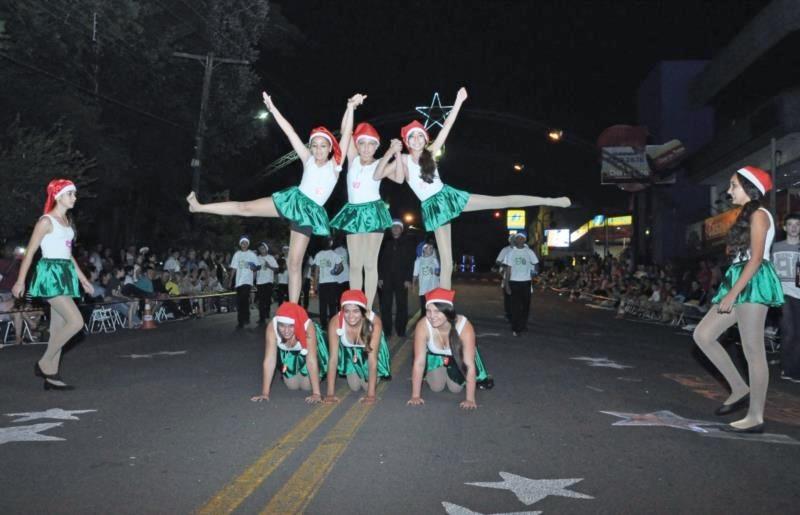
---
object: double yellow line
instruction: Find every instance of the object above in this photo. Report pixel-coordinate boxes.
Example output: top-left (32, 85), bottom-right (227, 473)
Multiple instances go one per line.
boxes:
top-left (196, 338), bottom-right (412, 515)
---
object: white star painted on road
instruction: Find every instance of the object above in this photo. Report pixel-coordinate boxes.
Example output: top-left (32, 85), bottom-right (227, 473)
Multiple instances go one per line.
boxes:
top-left (156, 350), bottom-right (187, 356)
top-left (601, 410), bottom-right (719, 433)
top-left (467, 472), bottom-right (594, 506)
top-left (476, 333), bottom-right (501, 338)
top-left (0, 423), bottom-right (64, 444)
top-left (120, 350), bottom-right (187, 359)
top-left (571, 356), bottom-right (633, 369)
top-left (6, 408), bottom-right (97, 423)
top-left (120, 353), bottom-right (154, 359)
top-left (442, 502), bottom-right (541, 515)
top-left (415, 92), bottom-right (453, 130)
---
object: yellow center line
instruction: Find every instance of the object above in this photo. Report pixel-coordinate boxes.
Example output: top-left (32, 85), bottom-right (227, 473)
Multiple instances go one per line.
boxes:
top-left (260, 340), bottom-right (415, 515)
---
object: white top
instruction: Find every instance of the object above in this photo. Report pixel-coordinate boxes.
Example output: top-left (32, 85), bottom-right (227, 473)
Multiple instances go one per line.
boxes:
top-left (163, 256), bottom-right (181, 273)
top-left (313, 250), bottom-right (343, 284)
top-left (274, 318), bottom-right (312, 351)
top-left (256, 254), bottom-right (279, 285)
top-left (733, 208), bottom-right (775, 263)
top-left (425, 316), bottom-right (468, 356)
top-left (334, 246), bottom-right (349, 284)
top-left (340, 311), bottom-right (376, 348)
top-left (503, 246), bottom-right (539, 281)
top-left (346, 156), bottom-right (382, 204)
top-left (298, 156), bottom-right (341, 206)
top-left (413, 255), bottom-right (440, 296)
top-left (406, 154), bottom-right (443, 202)
top-left (230, 250), bottom-right (259, 287)
top-left (495, 245), bottom-right (512, 264)
top-left (40, 214), bottom-right (74, 260)
top-left (771, 240), bottom-right (800, 299)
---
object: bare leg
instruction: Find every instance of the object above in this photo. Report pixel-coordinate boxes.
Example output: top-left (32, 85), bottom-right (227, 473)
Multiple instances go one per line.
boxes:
top-left (347, 232), bottom-right (384, 309)
top-left (446, 376), bottom-right (464, 393)
top-left (425, 366), bottom-right (447, 392)
top-left (287, 230), bottom-right (310, 303)
top-left (186, 192), bottom-right (279, 217)
top-left (732, 303), bottom-right (770, 428)
top-left (463, 193), bottom-right (570, 212)
top-left (692, 308), bottom-right (749, 404)
top-left (434, 224), bottom-right (453, 290)
top-left (346, 234), bottom-right (366, 292)
top-left (40, 296), bottom-right (83, 375)
top-left (346, 373), bottom-right (363, 392)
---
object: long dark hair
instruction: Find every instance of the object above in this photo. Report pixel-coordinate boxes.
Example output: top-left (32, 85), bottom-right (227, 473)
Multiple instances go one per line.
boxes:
top-left (352, 306), bottom-right (374, 353)
top-left (433, 302), bottom-right (465, 374)
top-left (727, 172), bottom-right (765, 260)
top-left (418, 148), bottom-right (437, 184)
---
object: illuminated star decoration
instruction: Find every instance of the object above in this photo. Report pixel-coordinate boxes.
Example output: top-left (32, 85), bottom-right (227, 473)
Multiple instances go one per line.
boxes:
top-left (6, 408), bottom-right (97, 423)
top-left (442, 502), bottom-right (541, 515)
top-left (415, 92), bottom-right (453, 130)
top-left (0, 423), bottom-right (65, 444)
top-left (467, 472), bottom-right (594, 506)
top-left (570, 356), bottom-right (633, 369)
top-left (600, 410), bottom-right (718, 433)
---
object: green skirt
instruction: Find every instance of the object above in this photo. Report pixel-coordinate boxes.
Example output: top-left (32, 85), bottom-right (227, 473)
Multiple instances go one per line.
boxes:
top-left (711, 260), bottom-right (784, 307)
top-left (273, 186), bottom-right (331, 237)
top-left (29, 258), bottom-right (80, 298)
top-left (421, 184), bottom-right (470, 231)
top-left (336, 333), bottom-right (392, 381)
top-left (280, 322), bottom-right (330, 379)
top-left (330, 200), bottom-right (392, 234)
top-left (426, 347), bottom-right (489, 385)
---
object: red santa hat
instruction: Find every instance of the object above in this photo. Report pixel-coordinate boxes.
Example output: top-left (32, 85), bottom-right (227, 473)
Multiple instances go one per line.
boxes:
top-left (309, 126), bottom-right (343, 166)
top-left (43, 179), bottom-right (76, 214)
top-left (425, 287), bottom-right (456, 308)
top-left (401, 120), bottom-right (429, 148)
top-left (336, 289), bottom-right (368, 335)
top-left (275, 302), bottom-right (311, 355)
top-left (353, 122), bottom-right (380, 145)
top-left (736, 166), bottom-right (772, 195)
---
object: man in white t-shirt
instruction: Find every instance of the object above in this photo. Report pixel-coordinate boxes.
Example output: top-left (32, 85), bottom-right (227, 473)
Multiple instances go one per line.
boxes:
top-left (413, 243), bottom-right (440, 313)
top-left (312, 240), bottom-right (344, 327)
top-left (333, 241), bottom-right (350, 299)
top-left (772, 212), bottom-right (800, 382)
top-left (255, 242), bottom-right (279, 325)
top-left (495, 234), bottom-right (515, 322)
top-left (229, 236), bottom-right (259, 329)
top-left (163, 250), bottom-right (181, 273)
top-left (503, 231), bottom-right (539, 336)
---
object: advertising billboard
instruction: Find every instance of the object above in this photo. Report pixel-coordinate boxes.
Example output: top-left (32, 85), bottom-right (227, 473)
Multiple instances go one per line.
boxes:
top-left (545, 229), bottom-right (570, 248)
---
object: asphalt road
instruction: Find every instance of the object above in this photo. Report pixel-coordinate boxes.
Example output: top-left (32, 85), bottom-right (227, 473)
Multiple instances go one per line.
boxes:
top-left (2, 282), bottom-right (799, 514)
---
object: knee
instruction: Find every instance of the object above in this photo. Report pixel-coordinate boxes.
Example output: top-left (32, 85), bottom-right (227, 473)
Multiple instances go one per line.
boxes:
top-left (692, 327), bottom-right (712, 348)
top-left (67, 318), bottom-right (85, 336)
top-left (284, 377), bottom-right (299, 390)
top-left (347, 374), bottom-right (361, 392)
top-left (446, 381), bottom-right (464, 393)
top-left (287, 257), bottom-right (302, 275)
top-left (300, 377), bottom-right (311, 391)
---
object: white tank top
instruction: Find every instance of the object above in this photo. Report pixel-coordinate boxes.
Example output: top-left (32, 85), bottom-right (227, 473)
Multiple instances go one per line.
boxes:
top-left (40, 214), bottom-right (74, 259)
top-left (340, 311), bottom-right (376, 348)
top-left (346, 157), bottom-right (382, 204)
top-left (734, 207), bottom-right (776, 263)
top-left (406, 154), bottom-right (443, 202)
top-left (273, 318), bottom-right (311, 351)
top-left (298, 157), bottom-right (341, 206)
top-left (425, 316), bottom-right (468, 356)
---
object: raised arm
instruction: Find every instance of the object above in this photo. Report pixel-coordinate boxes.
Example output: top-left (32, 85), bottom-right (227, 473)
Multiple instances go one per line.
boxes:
top-left (12, 217), bottom-right (51, 299)
top-left (373, 139), bottom-right (405, 183)
top-left (262, 91), bottom-right (311, 163)
top-left (429, 87), bottom-right (468, 155)
top-left (458, 319), bottom-right (478, 410)
top-left (340, 94), bottom-right (366, 163)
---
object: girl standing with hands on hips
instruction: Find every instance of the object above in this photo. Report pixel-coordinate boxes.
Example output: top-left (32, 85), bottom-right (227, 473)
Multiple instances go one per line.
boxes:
top-left (187, 92), bottom-right (364, 303)
top-left (692, 166), bottom-right (784, 433)
top-left (13, 179), bottom-right (94, 390)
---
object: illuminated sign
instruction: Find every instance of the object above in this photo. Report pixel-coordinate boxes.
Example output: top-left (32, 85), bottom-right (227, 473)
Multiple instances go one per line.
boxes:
top-left (570, 215), bottom-right (633, 242)
top-left (545, 229), bottom-right (570, 248)
top-left (507, 210), bottom-right (526, 229)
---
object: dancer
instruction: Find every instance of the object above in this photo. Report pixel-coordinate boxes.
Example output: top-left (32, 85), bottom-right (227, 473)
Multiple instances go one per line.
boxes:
top-left (379, 87), bottom-right (570, 289)
top-left (692, 166), bottom-right (784, 433)
top-left (407, 288), bottom-right (490, 410)
top-left (250, 302), bottom-right (328, 403)
top-left (13, 179), bottom-right (94, 390)
top-left (330, 122), bottom-right (403, 308)
top-left (187, 92), bottom-right (364, 302)
top-left (324, 290), bottom-right (391, 404)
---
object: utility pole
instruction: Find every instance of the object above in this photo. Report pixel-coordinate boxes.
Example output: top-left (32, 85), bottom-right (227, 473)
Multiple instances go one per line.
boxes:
top-left (173, 52), bottom-right (249, 195)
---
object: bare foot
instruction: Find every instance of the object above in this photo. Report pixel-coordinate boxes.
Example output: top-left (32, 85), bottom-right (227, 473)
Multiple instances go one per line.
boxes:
top-left (186, 192), bottom-right (200, 213)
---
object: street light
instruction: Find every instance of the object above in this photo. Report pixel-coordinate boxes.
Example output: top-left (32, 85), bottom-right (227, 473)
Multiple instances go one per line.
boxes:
top-left (547, 129), bottom-right (563, 142)
top-left (513, 163), bottom-right (524, 172)
top-left (403, 213), bottom-right (414, 224)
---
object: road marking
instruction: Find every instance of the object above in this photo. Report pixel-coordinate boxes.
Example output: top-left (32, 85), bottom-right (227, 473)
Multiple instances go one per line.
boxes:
top-left (260, 340), bottom-right (414, 514)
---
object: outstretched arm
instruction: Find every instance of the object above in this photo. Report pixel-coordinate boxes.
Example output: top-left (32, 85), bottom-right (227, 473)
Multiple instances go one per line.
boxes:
top-left (340, 94), bottom-right (366, 163)
top-left (262, 91), bottom-right (311, 163)
top-left (429, 87), bottom-right (468, 154)
top-left (373, 139), bottom-right (405, 183)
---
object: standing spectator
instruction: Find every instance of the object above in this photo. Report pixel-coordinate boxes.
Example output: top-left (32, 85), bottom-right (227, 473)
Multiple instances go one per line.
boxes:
top-left (255, 242), bottom-right (279, 325)
top-left (772, 212), bottom-right (800, 382)
top-left (494, 234), bottom-right (515, 321)
top-left (378, 220), bottom-right (416, 337)
top-left (503, 232), bottom-right (539, 336)
top-left (333, 238), bottom-right (350, 299)
top-left (275, 245), bottom-right (290, 305)
top-left (89, 244), bottom-right (103, 274)
top-left (164, 250), bottom-right (181, 273)
top-left (413, 243), bottom-right (440, 313)
top-left (313, 239), bottom-right (344, 327)
top-left (230, 236), bottom-right (259, 330)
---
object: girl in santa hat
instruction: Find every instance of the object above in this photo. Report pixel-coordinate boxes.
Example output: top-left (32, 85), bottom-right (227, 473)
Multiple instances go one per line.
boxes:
top-left (13, 179), bottom-right (94, 390)
top-left (407, 288), bottom-right (490, 410)
top-left (330, 121), bottom-right (404, 309)
top-left (693, 166), bottom-right (784, 433)
top-left (251, 302), bottom-right (329, 403)
top-left (323, 289), bottom-right (391, 404)
top-left (187, 92), bottom-right (365, 304)
top-left (377, 87), bottom-right (571, 290)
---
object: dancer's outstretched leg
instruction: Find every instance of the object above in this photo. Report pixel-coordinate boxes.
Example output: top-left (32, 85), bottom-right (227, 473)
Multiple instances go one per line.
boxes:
top-left (434, 224), bottom-right (453, 289)
top-left (732, 303), bottom-right (770, 428)
top-left (463, 194), bottom-right (571, 212)
top-left (692, 308), bottom-right (750, 404)
top-left (186, 192), bottom-right (279, 217)
top-left (287, 230), bottom-right (310, 303)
